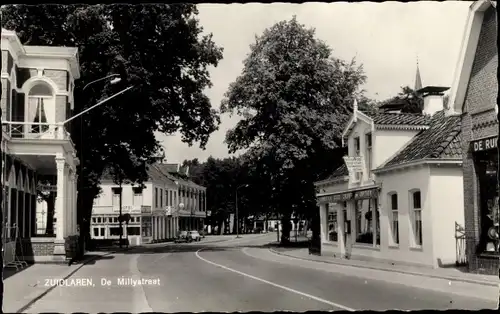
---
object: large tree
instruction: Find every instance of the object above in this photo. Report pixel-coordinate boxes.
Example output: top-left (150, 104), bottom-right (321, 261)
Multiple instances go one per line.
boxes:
top-left (2, 4), bottom-right (223, 246)
top-left (221, 16), bottom-right (366, 243)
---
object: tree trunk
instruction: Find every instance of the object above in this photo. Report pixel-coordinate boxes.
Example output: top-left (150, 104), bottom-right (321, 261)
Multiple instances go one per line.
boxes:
top-left (44, 193), bottom-right (56, 235)
top-left (280, 214), bottom-right (292, 244)
top-left (77, 189), bottom-right (98, 252)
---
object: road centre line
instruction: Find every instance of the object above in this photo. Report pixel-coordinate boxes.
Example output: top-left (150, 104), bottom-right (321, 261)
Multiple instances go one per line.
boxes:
top-left (195, 248), bottom-right (355, 311)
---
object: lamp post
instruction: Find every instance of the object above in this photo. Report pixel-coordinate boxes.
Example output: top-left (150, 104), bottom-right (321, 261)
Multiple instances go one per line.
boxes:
top-left (179, 203), bottom-right (185, 231)
top-left (235, 184), bottom-right (249, 239)
top-left (72, 74), bottom-right (127, 253)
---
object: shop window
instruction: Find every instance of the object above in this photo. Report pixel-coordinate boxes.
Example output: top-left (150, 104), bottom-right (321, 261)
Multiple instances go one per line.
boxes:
top-left (410, 190), bottom-right (422, 247)
top-left (355, 199), bottom-right (375, 245)
top-left (109, 227), bottom-right (121, 236)
top-left (389, 193), bottom-right (399, 245)
top-left (328, 209), bottom-right (338, 242)
top-left (475, 149), bottom-right (499, 253)
top-left (127, 226), bottom-right (141, 236)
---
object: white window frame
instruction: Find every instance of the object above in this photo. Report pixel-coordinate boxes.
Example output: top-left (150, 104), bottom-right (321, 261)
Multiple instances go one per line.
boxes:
top-left (132, 186), bottom-right (143, 206)
top-left (365, 132), bottom-right (372, 180)
top-left (111, 187), bottom-right (120, 208)
top-left (155, 187), bottom-right (158, 208)
top-left (389, 192), bottom-right (399, 246)
top-left (410, 189), bottom-right (423, 248)
top-left (353, 136), bottom-right (361, 182)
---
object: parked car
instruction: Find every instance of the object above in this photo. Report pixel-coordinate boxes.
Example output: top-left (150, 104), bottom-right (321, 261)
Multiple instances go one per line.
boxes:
top-left (175, 231), bottom-right (189, 243)
top-left (188, 230), bottom-right (201, 242)
top-left (198, 229), bottom-right (206, 238)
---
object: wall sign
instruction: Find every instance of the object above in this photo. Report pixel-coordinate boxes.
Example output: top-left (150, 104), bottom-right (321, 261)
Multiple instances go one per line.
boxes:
top-left (471, 136), bottom-right (498, 152)
top-left (317, 188), bottom-right (378, 204)
top-left (343, 156), bottom-right (364, 173)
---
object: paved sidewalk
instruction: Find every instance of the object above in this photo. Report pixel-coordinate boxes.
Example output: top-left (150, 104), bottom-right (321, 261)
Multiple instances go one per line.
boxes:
top-left (3, 251), bottom-right (114, 313)
top-left (270, 247), bottom-right (500, 287)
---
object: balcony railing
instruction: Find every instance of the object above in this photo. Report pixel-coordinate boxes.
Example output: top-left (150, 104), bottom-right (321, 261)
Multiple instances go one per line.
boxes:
top-left (3, 121), bottom-right (71, 141)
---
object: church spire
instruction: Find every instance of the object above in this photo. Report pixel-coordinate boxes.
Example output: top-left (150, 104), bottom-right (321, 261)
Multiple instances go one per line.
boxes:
top-left (415, 57), bottom-right (422, 91)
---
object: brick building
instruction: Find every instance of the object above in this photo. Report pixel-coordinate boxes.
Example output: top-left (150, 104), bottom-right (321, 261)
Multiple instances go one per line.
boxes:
top-left (448, 0), bottom-right (498, 274)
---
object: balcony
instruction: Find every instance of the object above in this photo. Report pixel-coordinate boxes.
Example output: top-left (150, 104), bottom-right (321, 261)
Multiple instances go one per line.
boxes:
top-left (3, 121), bottom-right (72, 142)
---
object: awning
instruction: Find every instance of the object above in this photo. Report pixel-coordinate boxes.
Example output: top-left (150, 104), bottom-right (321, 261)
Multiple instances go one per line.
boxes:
top-left (317, 185), bottom-right (380, 204)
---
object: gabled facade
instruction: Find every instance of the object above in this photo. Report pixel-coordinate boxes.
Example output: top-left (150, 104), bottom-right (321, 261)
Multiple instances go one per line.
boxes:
top-left (449, 0), bottom-right (498, 274)
top-left (316, 62), bottom-right (465, 268)
top-left (2, 29), bottom-right (80, 262)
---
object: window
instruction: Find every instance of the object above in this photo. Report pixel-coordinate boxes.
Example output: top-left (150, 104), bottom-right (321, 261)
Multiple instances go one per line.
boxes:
top-left (112, 187), bottom-right (121, 208)
top-left (92, 217), bottom-right (97, 224)
top-left (113, 217), bottom-right (118, 223)
top-left (165, 190), bottom-right (169, 207)
top-left (127, 226), bottom-right (141, 236)
top-left (93, 227), bottom-right (99, 237)
top-left (27, 83), bottom-right (52, 134)
top-left (100, 228), bottom-right (105, 237)
top-left (411, 190), bottom-right (422, 246)
top-left (365, 133), bottom-right (372, 177)
top-left (174, 192), bottom-right (177, 206)
top-left (97, 217), bottom-right (102, 224)
top-left (109, 227), bottom-right (121, 236)
top-left (475, 149), bottom-right (499, 253)
top-left (169, 190), bottom-right (173, 206)
top-left (390, 193), bottom-right (399, 245)
top-left (141, 216), bottom-right (152, 237)
top-left (354, 137), bottom-right (360, 154)
top-left (328, 209), bottom-right (338, 242)
top-left (155, 187), bottom-right (158, 208)
top-left (132, 187), bottom-right (143, 206)
top-left (353, 136), bottom-right (361, 181)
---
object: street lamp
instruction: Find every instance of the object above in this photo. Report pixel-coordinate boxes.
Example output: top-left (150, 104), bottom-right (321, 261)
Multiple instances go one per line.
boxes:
top-left (73, 75), bottom-right (130, 253)
top-left (235, 184), bottom-right (249, 239)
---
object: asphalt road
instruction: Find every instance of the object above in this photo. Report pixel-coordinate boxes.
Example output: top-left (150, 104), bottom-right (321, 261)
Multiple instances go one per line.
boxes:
top-left (23, 234), bottom-right (498, 312)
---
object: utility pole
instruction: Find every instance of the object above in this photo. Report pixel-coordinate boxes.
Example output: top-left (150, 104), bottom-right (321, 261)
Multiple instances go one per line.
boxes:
top-left (119, 180), bottom-right (123, 248)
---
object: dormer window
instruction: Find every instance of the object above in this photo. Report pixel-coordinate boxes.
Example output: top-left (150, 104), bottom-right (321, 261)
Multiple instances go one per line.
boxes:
top-left (365, 133), bottom-right (372, 149)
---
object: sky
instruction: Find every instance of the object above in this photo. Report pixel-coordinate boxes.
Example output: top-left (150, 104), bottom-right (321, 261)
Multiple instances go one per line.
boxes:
top-left (156, 1), bottom-right (473, 164)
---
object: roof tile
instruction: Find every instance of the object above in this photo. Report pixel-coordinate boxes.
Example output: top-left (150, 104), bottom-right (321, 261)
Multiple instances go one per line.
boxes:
top-left (381, 110), bottom-right (462, 168)
top-left (364, 112), bottom-right (432, 126)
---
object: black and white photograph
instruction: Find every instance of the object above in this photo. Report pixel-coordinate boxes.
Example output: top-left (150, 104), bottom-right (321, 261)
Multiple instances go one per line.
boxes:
top-left (0, 1), bottom-right (498, 312)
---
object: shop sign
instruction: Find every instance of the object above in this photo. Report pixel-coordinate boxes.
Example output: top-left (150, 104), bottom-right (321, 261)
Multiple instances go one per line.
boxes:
top-left (37, 183), bottom-right (57, 192)
top-left (318, 188), bottom-right (378, 204)
top-left (318, 192), bottom-right (353, 204)
top-left (353, 189), bottom-right (378, 200)
top-left (471, 136), bottom-right (498, 152)
top-left (141, 205), bottom-right (152, 214)
top-left (343, 156), bottom-right (364, 173)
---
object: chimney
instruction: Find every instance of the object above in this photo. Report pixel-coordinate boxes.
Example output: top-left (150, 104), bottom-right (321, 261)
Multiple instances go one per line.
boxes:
top-left (417, 86), bottom-right (450, 116)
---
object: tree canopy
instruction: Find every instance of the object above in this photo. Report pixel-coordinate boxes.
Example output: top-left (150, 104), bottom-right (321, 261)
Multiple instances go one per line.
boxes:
top-left (220, 16), bottom-right (366, 241)
top-left (2, 4), bottom-right (223, 238)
